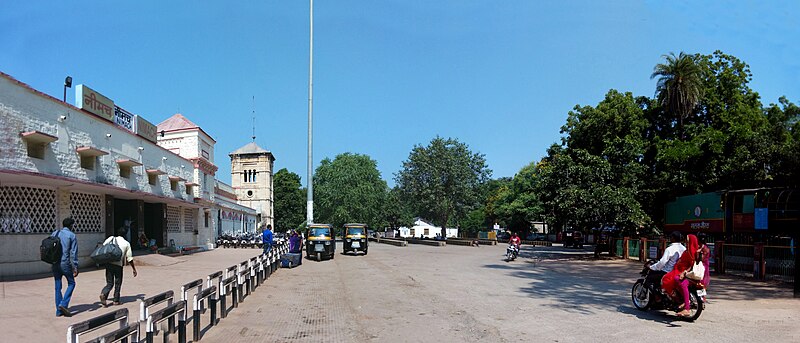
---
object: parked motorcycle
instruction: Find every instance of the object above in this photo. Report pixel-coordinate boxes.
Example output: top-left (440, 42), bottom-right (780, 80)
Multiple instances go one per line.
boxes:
top-left (631, 259), bottom-right (706, 321)
top-left (506, 244), bottom-right (519, 262)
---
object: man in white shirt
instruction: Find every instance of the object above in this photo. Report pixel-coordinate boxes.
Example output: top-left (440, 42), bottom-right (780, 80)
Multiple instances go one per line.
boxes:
top-left (99, 227), bottom-right (138, 306)
top-left (647, 231), bottom-right (686, 286)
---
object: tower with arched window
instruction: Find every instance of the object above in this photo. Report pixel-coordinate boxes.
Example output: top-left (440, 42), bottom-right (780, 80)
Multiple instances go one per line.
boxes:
top-left (229, 142), bottom-right (274, 228)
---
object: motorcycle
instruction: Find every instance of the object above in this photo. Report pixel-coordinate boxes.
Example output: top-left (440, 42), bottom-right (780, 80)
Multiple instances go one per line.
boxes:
top-left (631, 260), bottom-right (706, 321)
top-left (506, 244), bottom-right (519, 262)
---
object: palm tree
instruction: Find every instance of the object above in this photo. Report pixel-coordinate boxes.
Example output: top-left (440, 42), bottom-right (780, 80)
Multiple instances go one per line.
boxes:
top-left (651, 52), bottom-right (703, 137)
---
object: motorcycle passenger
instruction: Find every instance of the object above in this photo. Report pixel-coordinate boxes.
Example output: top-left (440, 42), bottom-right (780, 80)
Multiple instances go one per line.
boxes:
top-left (662, 234), bottom-right (699, 317)
top-left (647, 232), bottom-right (686, 288)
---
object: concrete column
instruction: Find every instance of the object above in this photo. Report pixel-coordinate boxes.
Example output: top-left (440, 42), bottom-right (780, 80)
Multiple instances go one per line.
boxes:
top-left (105, 195), bottom-right (115, 238)
top-left (57, 187), bottom-right (70, 223)
top-left (622, 237), bottom-right (630, 259)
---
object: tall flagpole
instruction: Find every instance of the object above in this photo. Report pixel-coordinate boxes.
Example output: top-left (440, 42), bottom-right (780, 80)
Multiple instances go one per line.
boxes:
top-left (306, 0), bottom-right (314, 226)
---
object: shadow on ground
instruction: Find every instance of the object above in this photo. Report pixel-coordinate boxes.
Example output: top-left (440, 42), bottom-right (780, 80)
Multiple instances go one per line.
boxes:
top-left (484, 245), bottom-right (795, 322)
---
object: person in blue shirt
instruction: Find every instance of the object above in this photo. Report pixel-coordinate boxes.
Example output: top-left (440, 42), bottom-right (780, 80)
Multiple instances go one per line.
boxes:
top-left (262, 224), bottom-right (273, 256)
top-left (52, 217), bottom-right (79, 317)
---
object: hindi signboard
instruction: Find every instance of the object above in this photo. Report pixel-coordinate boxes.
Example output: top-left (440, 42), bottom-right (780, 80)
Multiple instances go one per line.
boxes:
top-left (136, 115), bottom-right (158, 143)
top-left (114, 106), bottom-right (135, 133)
top-left (75, 84), bottom-right (114, 121)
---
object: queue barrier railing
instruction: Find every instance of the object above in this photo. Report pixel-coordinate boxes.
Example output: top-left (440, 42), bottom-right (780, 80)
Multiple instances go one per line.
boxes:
top-left (192, 286), bottom-right (218, 342)
top-left (145, 301), bottom-right (186, 343)
top-left (67, 308), bottom-right (133, 343)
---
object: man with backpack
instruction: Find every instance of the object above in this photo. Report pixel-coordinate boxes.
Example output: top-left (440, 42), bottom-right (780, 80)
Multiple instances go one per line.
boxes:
top-left (99, 226), bottom-right (137, 307)
top-left (50, 217), bottom-right (79, 317)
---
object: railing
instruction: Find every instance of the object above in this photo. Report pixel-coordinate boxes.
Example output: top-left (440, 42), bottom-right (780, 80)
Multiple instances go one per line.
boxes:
top-left (723, 244), bottom-right (754, 276)
top-left (764, 245), bottom-right (795, 282)
top-left (65, 241), bottom-right (289, 343)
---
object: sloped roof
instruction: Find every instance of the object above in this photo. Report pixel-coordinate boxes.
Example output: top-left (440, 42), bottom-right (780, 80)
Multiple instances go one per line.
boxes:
top-left (230, 142), bottom-right (271, 155)
top-left (157, 113), bottom-right (199, 131)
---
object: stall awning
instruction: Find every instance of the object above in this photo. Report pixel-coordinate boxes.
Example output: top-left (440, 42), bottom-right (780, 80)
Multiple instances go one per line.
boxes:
top-left (76, 146), bottom-right (109, 157)
top-left (20, 131), bottom-right (58, 144)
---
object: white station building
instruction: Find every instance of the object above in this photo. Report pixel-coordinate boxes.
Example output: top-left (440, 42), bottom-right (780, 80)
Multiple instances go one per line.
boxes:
top-left (0, 72), bottom-right (271, 277)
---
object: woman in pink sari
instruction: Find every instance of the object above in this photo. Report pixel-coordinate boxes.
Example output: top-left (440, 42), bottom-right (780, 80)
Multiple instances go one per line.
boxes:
top-left (662, 234), bottom-right (699, 317)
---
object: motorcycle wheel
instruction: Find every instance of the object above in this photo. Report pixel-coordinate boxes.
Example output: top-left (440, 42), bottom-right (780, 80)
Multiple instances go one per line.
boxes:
top-left (631, 281), bottom-right (651, 311)
top-left (683, 290), bottom-right (704, 322)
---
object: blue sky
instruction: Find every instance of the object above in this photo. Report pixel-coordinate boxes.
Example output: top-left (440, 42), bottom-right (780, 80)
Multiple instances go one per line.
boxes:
top-left (2, 1), bottom-right (798, 187)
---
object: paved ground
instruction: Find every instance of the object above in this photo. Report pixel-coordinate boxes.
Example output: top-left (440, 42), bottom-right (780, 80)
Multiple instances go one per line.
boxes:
top-left (1, 243), bottom-right (798, 342)
top-left (0, 247), bottom-right (263, 342)
top-left (205, 242), bottom-right (800, 343)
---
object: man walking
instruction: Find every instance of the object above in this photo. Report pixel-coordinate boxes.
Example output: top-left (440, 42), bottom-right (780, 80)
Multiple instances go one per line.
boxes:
top-left (262, 224), bottom-right (273, 256)
top-left (52, 217), bottom-right (78, 317)
top-left (99, 227), bottom-right (138, 307)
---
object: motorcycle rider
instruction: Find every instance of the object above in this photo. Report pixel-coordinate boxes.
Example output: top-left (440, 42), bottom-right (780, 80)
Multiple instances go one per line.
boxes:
top-left (509, 232), bottom-right (521, 256)
top-left (647, 231), bottom-right (686, 288)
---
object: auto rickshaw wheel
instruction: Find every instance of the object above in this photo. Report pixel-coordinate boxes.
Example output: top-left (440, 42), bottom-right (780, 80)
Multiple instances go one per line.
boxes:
top-left (316, 252), bottom-right (321, 261)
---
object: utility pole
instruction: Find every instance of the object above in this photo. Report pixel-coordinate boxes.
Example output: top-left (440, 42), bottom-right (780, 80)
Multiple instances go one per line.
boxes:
top-left (306, 0), bottom-right (314, 226)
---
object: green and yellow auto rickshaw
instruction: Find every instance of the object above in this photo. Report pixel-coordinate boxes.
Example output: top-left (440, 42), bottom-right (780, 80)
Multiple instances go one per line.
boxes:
top-left (306, 223), bottom-right (335, 261)
top-left (342, 223), bottom-right (368, 255)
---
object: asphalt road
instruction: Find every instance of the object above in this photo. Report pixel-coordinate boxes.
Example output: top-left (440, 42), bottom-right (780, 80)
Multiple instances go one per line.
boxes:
top-left (203, 242), bottom-right (800, 343)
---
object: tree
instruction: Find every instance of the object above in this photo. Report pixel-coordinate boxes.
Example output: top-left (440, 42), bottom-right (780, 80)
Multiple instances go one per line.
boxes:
top-left (651, 52), bottom-right (703, 135)
top-left (382, 187), bottom-right (414, 231)
top-left (313, 153), bottom-right (387, 229)
top-left (273, 168), bottom-right (306, 231)
top-left (395, 137), bottom-right (491, 237)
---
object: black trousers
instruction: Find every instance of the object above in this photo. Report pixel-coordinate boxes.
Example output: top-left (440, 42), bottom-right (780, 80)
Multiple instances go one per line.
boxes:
top-left (101, 264), bottom-right (124, 302)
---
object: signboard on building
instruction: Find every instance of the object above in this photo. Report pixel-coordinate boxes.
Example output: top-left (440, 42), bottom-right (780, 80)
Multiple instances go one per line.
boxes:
top-left (136, 115), bottom-right (158, 143)
top-left (114, 106), bottom-right (135, 132)
top-left (75, 84), bottom-right (114, 121)
top-left (754, 208), bottom-right (768, 230)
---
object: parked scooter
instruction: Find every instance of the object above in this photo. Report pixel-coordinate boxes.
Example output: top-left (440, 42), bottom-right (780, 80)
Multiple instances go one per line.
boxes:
top-left (631, 259), bottom-right (706, 321)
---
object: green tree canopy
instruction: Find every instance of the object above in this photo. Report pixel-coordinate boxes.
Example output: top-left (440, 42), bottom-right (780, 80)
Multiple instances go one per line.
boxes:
top-left (313, 153), bottom-right (387, 229)
top-left (395, 137), bottom-right (491, 237)
top-left (273, 168), bottom-right (306, 231)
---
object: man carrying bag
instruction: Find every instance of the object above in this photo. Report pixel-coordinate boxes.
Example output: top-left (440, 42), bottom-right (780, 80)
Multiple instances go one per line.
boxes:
top-left (94, 227), bottom-right (137, 306)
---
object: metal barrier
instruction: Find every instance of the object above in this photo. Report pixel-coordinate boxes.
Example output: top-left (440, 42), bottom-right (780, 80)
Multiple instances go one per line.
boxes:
top-left (192, 286), bottom-right (218, 342)
top-left (84, 322), bottom-right (140, 343)
top-left (67, 308), bottom-right (132, 343)
top-left (764, 245), bottom-right (794, 282)
top-left (218, 275), bottom-right (238, 317)
top-left (181, 279), bottom-right (204, 316)
top-left (238, 266), bottom-right (250, 303)
top-left (207, 271), bottom-right (223, 289)
top-left (249, 257), bottom-right (258, 291)
top-left (139, 290), bottom-right (175, 336)
top-left (614, 239), bottom-right (623, 256)
top-left (724, 244), bottom-right (754, 276)
top-left (145, 301), bottom-right (186, 343)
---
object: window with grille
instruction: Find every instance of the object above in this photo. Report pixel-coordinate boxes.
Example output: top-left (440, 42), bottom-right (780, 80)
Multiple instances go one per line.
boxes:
top-left (183, 208), bottom-right (196, 232)
top-left (166, 206), bottom-right (181, 233)
top-left (0, 186), bottom-right (57, 234)
top-left (69, 192), bottom-right (103, 233)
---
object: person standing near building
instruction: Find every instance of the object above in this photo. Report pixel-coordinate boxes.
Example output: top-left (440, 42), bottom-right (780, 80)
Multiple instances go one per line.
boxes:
top-left (99, 227), bottom-right (137, 307)
top-left (52, 217), bottom-right (78, 317)
top-left (262, 224), bottom-right (273, 256)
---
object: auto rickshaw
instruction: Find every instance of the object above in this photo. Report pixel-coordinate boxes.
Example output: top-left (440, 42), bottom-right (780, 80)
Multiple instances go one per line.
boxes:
top-left (306, 223), bottom-right (335, 261)
top-left (342, 223), bottom-right (368, 255)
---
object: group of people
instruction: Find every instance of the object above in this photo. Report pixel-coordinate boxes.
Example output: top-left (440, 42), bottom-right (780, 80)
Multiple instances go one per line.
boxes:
top-left (260, 224), bottom-right (303, 255)
top-left (50, 218), bottom-right (137, 317)
top-left (648, 231), bottom-right (711, 317)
